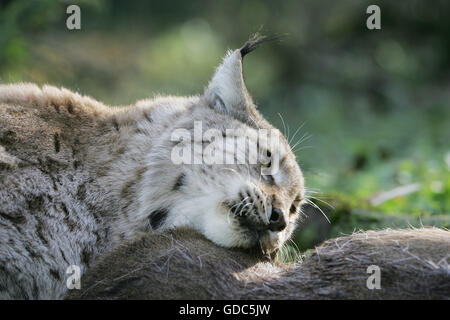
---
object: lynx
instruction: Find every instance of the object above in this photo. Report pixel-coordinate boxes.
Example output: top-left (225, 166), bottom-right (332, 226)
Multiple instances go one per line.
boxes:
top-left (0, 36), bottom-right (304, 299)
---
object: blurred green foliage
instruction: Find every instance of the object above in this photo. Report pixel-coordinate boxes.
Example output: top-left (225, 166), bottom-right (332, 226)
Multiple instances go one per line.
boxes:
top-left (1, 0), bottom-right (449, 250)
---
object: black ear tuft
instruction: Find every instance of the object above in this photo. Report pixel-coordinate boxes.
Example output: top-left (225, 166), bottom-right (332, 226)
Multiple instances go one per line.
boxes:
top-left (239, 33), bottom-right (287, 58)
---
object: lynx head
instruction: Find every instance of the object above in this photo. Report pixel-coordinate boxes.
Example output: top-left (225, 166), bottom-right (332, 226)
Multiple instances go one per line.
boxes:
top-left (141, 35), bottom-right (305, 256)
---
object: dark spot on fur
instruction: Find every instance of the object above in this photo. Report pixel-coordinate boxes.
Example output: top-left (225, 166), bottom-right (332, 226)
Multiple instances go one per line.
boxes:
top-left (112, 118), bottom-right (120, 131)
top-left (173, 174), bottom-right (185, 191)
top-left (136, 167), bottom-right (146, 179)
top-left (59, 248), bottom-right (69, 264)
top-left (81, 248), bottom-right (92, 267)
top-left (149, 208), bottom-right (168, 230)
top-left (72, 137), bottom-right (80, 157)
top-left (36, 222), bottom-right (49, 245)
top-left (54, 133), bottom-right (60, 153)
top-left (64, 218), bottom-right (76, 232)
top-left (24, 244), bottom-right (39, 259)
top-left (115, 146), bottom-right (126, 156)
top-left (38, 156), bottom-right (68, 173)
top-left (0, 211), bottom-right (26, 225)
top-left (97, 167), bottom-right (109, 177)
top-left (67, 101), bottom-right (74, 114)
top-left (0, 163), bottom-right (9, 170)
top-left (73, 160), bottom-right (81, 169)
top-left (121, 180), bottom-right (134, 198)
top-left (50, 175), bottom-right (59, 191)
top-left (0, 130), bottom-right (16, 146)
top-left (51, 102), bottom-right (60, 113)
top-left (28, 195), bottom-right (45, 212)
top-left (121, 199), bottom-right (133, 219)
top-left (61, 203), bottom-right (69, 215)
top-left (120, 167), bottom-right (146, 201)
top-left (61, 203), bottom-right (77, 232)
top-left (77, 183), bottom-right (86, 200)
top-left (49, 269), bottom-right (61, 281)
top-left (143, 111), bottom-right (152, 123)
top-left (92, 229), bottom-right (101, 244)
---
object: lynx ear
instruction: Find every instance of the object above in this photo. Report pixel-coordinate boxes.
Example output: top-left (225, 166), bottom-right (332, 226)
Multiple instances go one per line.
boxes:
top-left (204, 34), bottom-right (282, 125)
top-left (204, 49), bottom-right (252, 123)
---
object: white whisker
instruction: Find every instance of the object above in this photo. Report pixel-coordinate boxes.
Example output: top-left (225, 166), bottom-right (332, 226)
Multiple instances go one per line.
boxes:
top-left (290, 132), bottom-right (312, 152)
top-left (305, 198), bottom-right (330, 224)
top-left (288, 122), bottom-right (306, 146)
top-left (307, 196), bottom-right (335, 210)
top-left (277, 113), bottom-right (288, 140)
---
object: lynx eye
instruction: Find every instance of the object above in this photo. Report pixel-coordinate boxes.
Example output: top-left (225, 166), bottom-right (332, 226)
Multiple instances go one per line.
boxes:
top-left (261, 152), bottom-right (273, 184)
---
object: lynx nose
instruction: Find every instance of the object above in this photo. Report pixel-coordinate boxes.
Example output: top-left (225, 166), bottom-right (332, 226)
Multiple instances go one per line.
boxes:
top-left (268, 208), bottom-right (287, 231)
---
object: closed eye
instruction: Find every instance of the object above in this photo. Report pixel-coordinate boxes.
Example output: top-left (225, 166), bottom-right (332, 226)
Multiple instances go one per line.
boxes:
top-left (261, 149), bottom-right (272, 169)
top-left (262, 159), bottom-right (272, 169)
